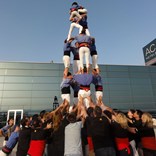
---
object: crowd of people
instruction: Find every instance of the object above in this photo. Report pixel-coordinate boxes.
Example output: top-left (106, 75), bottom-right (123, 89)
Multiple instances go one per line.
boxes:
top-left (0, 2), bottom-right (156, 156)
top-left (0, 99), bottom-right (156, 156)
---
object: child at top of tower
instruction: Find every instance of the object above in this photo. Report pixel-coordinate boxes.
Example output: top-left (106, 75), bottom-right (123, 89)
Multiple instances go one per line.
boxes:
top-left (69, 2), bottom-right (87, 24)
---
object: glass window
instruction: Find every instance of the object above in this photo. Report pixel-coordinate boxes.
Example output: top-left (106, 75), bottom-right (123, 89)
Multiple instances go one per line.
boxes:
top-left (30, 105), bottom-right (53, 111)
top-left (131, 85), bottom-right (152, 92)
top-left (32, 77), bottom-right (61, 83)
top-left (110, 96), bottom-right (132, 103)
top-left (23, 105), bottom-right (31, 110)
top-left (32, 63), bottom-right (59, 70)
top-left (107, 72), bottom-right (129, 78)
top-left (131, 89), bottom-right (153, 96)
top-left (0, 76), bottom-right (5, 82)
top-left (103, 92), bottom-right (110, 98)
top-left (129, 72), bottom-right (150, 78)
top-left (0, 91), bottom-right (3, 97)
top-left (98, 65), bottom-right (107, 72)
top-left (2, 98), bottom-right (31, 105)
top-left (132, 96), bottom-right (154, 103)
top-left (102, 84), bottom-right (109, 90)
top-left (3, 84), bottom-right (32, 91)
top-left (31, 91), bottom-right (60, 98)
top-left (107, 65), bottom-right (128, 71)
top-left (151, 73), bottom-right (156, 79)
top-left (152, 87), bottom-right (156, 95)
top-left (31, 98), bottom-right (52, 106)
top-left (130, 78), bottom-right (151, 84)
top-left (149, 66), bottom-right (156, 72)
top-left (109, 90), bottom-right (131, 96)
top-left (4, 76), bottom-right (33, 83)
top-left (0, 69), bottom-right (6, 75)
top-left (32, 70), bottom-right (59, 76)
top-left (6, 69), bottom-right (32, 76)
top-left (0, 84), bottom-right (4, 90)
top-left (32, 83), bottom-right (60, 91)
top-left (111, 103), bottom-right (133, 110)
top-left (103, 100), bottom-right (110, 106)
top-left (3, 91), bottom-right (31, 98)
top-left (108, 84), bottom-right (131, 91)
top-left (134, 103), bottom-right (155, 109)
top-left (0, 105), bottom-right (10, 111)
top-left (99, 72), bottom-right (107, 78)
top-left (107, 78), bottom-right (130, 84)
top-left (0, 62), bottom-right (33, 69)
top-left (128, 66), bottom-right (149, 72)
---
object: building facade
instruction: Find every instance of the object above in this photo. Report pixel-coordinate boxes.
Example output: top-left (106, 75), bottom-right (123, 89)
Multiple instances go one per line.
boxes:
top-left (0, 62), bottom-right (156, 114)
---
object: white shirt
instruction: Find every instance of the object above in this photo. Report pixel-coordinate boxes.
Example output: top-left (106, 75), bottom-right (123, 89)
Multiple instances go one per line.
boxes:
top-left (64, 121), bottom-right (83, 156)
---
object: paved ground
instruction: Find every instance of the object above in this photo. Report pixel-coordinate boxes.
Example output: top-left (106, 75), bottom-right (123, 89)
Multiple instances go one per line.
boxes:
top-left (0, 137), bottom-right (17, 156)
top-left (0, 137), bottom-right (4, 150)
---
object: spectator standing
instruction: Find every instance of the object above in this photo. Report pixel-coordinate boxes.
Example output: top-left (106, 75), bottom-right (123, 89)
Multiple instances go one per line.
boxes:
top-left (138, 112), bottom-right (156, 156)
top-left (133, 110), bottom-right (143, 156)
top-left (64, 112), bottom-right (83, 156)
top-left (27, 118), bottom-right (52, 156)
top-left (127, 109), bottom-right (139, 156)
top-left (91, 106), bottom-right (116, 156)
top-left (111, 112), bottom-right (134, 156)
top-left (16, 117), bottom-right (31, 156)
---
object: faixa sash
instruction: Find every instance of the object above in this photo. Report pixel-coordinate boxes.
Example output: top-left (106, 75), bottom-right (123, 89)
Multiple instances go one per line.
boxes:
top-left (2, 146), bottom-right (12, 154)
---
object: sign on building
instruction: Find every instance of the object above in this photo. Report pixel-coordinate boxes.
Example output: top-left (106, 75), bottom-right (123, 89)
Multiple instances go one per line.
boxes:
top-left (143, 38), bottom-right (156, 66)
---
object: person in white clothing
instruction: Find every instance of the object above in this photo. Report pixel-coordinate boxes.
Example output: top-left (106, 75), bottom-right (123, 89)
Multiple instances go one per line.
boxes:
top-left (74, 29), bottom-right (92, 73)
top-left (67, 19), bottom-right (83, 41)
top-left (64, 112), bottom-right (83, 156)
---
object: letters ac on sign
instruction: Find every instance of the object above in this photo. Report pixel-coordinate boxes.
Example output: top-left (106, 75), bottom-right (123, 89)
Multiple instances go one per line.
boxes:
top-left (143, 38), bottom-right (156, 65)
top-left (145, 43), bottom-right (156, 56)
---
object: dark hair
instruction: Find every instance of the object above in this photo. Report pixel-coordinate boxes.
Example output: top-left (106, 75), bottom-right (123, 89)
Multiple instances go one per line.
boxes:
top-left (83, 66), bottom-right (87, 73)
top-left (103, 110), bottom-right (112, 119)
top-left (93, 69), bottom-right (97, 72)
top-left (129, 109), bottom-right (135, 114)
top-left (32, 114), bottom-right (39, 121)
top-left (94, 106), bottom-right (102, 117)
top-left (20, 117), bottom-right (29, 127)
top-left (32, 118), bottom-right (41, 128)
top-left (91, 37), bottom-right (95, 43)
top-left (135, 110), bottom-right (143, 118)
top-left (87, 107), bottom-right (94, 117)
top-left (81, 28), bottom-right (86, 34)
top-left (7, 118), bottom-right (14, 124)
top-left (72, 2), bottom-right (78, 6)
top-left (67, 112), bottom-right (77, 123)
top-left (64, 39), bottom-right (67, 43)
top-left (67, 72), bottom-right (71, 76)
top-left (40, 110), bottom-right (46, 119)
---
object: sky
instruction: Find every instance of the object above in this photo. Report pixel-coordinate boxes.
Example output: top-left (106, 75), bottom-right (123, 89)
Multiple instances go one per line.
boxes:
top-left (0, 0), bottom-right (156, 66)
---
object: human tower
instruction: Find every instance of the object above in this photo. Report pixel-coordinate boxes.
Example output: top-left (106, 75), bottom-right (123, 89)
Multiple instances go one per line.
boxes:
top-left (61, 2), bottom-right (103, 108)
